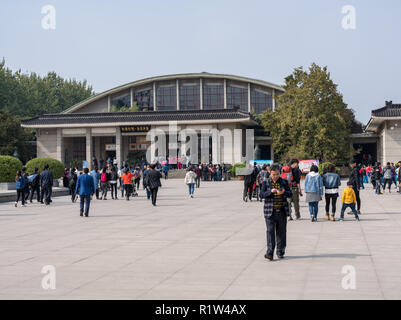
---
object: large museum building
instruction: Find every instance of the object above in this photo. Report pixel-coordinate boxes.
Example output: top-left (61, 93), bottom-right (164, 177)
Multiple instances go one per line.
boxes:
top-left (21, 72), bottom-right (401, 168)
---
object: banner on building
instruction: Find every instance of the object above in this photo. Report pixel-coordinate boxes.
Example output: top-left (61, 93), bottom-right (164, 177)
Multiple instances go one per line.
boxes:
top-left (299, 160), bottom-right (320, 173)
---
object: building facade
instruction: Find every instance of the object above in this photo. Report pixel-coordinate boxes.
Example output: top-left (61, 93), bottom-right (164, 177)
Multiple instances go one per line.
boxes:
top-left (365, 101), bottom-right (401, 164)
top-left (21, 73), bottom-right (284, 168)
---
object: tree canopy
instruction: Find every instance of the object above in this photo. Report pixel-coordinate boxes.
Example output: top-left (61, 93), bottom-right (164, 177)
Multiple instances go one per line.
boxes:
top-left (0, 59), bottom-right (95, 163)
top-left (259, 63), bottom-right (355, 163)
top-left (0, 58), bottom-right (94, 117)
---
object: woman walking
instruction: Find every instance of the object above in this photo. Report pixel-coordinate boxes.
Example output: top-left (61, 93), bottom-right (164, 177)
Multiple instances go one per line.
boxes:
top-left (100, 167), bottom-right (110, 200)
top-left (323, 164), bottom-right (341, 221)
top-left (15, 170), bottom-right (27, 207)
top-left (185, 167), bottom-right (197, 198)
top-left (304, 165), bottom-right (323, 222)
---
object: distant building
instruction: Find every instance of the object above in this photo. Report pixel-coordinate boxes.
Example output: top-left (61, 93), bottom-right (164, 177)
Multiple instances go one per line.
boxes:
top-left (21, 73), bottom-right (284, 167)
top-left (365, 101), bottom-right (401, 164)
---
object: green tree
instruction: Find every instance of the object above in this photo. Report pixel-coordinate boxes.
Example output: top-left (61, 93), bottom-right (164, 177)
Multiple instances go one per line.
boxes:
top-left (0, 58), bottom-right (94, 117)
top-left (259, 63), bottom-right (355, 163)
top-left (0, 110), bottom-right (35, 163)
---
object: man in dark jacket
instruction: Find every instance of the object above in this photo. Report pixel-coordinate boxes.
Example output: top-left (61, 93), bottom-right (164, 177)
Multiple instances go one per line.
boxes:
top-left (145, 164), bottom-right (162, 206)
top-left (75, 167), bottom-right (95, 217)
top-left (259, 165), bottom-right (292, 261)
top-left (243, 164), bottom-right (258, 202)
top-left (29, 168), bottom-right (41, 203)
top-left (40, 164), bottom-right (54, 205)
top-left (349, 160), bottom-right (361, 214)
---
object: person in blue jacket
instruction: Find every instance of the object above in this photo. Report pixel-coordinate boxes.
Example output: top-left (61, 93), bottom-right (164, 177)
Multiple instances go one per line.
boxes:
top-left (75, 167), bottom-right (95, 217)
top-left (15, 170), bottom-right (27, 207)
top-left (304, 165), bottom-right (324, 222)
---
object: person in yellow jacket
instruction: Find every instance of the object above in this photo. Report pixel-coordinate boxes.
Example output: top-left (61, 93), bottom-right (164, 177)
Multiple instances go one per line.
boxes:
top-left (339, 181), bottom-right (360, 221)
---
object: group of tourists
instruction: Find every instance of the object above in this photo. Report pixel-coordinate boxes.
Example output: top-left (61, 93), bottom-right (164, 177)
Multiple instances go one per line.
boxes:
top-left (367, 162), bottom-right (401, 194)
top-left (257, 158), bottom-right (401, 261)
top-left (14, 165), bottom-right (54, 207)
top-left (63, 163), bottom-right (163, 216)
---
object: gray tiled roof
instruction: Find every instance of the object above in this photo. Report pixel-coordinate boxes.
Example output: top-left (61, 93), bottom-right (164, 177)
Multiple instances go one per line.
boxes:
top-left (372, 101), bottom-right (401, 117)
top-left (21, 109), bottom-right (251, 126)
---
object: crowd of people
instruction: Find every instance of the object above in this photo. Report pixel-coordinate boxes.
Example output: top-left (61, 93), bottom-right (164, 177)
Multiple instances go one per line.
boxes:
top-left (12, 157), bottom-right (401, 262)
top-left (255, 159), bottom-right (401, 261)
top-left (15, 164), bottom-right (54, 207)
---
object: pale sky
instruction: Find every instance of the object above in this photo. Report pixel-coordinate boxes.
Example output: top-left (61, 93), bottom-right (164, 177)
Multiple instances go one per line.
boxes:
top-left (1, 0), bottom-right (400, 124)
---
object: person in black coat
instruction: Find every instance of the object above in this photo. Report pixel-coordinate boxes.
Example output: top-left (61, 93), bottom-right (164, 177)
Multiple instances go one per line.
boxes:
top-left (349, 160), bottom-right (361, 214)
top-left (145, 164), bottom-right (162, 206)
top-left (29, 168), bottom-right (41, 203)
top-left (40, 164), bottom-right (54, 205)
top-left (69, 168), bottom-right (78, 202)
top-left (243, 165), bottom-right (258, 202)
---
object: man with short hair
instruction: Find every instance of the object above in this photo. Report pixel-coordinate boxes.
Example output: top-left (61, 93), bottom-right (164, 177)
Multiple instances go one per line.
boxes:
top-left (145, 164), bottom-right (162, 206)
top-left (259, 165), bottom-right (292, 261)
top-left (75, 167), bottom-right (95, 217)
top-left (40, 164), bottom-right (53, 205)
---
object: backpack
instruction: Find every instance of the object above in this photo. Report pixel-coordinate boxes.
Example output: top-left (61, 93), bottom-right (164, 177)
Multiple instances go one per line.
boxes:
top-left (281, 165), bottom-right (293, 184)
top-left (101, 173), bottom-right (107, 183)
top-left (27, 173), bottom-right (38, 185)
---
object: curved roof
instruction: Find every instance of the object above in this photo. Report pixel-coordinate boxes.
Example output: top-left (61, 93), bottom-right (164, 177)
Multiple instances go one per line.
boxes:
top-left (63, 72), bottom-right (284, 114)
top-left (21, 109), bottom-right (256, 128)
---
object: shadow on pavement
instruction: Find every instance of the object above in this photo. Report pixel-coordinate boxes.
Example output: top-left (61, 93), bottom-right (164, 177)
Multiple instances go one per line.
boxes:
top-left (285, 253), bottom-right (371, 260)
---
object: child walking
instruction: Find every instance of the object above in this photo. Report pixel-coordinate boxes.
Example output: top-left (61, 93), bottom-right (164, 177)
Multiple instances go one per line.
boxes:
top-left (339, 181), bottom-right (360, 221)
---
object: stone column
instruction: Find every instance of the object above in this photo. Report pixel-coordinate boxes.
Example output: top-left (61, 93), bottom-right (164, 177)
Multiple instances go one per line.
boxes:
top-left (176, 79), bottom-right (180, 110)
top-left (153, 82), bottom-right (157, 111)
top-left (86, 128), bottom-right (92, 170)
top-left (248, 83), bottom-right (251, 112)
top-left (116, 127), bottom-right (122, 168)
top-left (130, 87), bottom-right (134, 108)
top-left (56, 128), bottom-right (65, 165)
top-left (224, 79), bottom-right (227, 109)
top-left (200, 78), bottom-right (203, 110)
top-left (212, 127), bottom-right (220, 164)
top-left (272, 89), bottom-right (276, 111)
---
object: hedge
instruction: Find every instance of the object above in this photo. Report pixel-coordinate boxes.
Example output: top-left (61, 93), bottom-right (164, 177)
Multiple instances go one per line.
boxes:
top-left (25, 158), bottom-right (64, 180)
top-left (230, 163), bottom-right (246, 178)
top-left (0, 155), bottom-right (23, 183)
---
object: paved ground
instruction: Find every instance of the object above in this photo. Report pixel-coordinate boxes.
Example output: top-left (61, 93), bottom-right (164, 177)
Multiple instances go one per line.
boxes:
top-left (0, 179), bottom-right (400, 300)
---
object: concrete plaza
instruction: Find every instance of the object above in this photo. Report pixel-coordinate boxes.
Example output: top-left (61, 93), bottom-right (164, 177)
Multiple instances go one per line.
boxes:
top-left (0, 179), bottom-right (400, 300)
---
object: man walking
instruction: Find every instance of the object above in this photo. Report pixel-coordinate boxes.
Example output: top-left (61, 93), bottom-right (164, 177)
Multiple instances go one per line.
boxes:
top-left (259, 165), bottom-right (292, 261)
top-left (145, 164), bottom-right (162, 206)
top-left (75, 167), bottom-right (95, 217)
top-left (40, 164), bottom-right (53, 205)
top-left (349, 160), bottom-right (361, 214)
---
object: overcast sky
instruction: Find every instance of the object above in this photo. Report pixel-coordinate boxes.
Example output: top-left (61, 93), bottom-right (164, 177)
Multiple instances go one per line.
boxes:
top-left (1, 0), bottom-right (400, 123)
